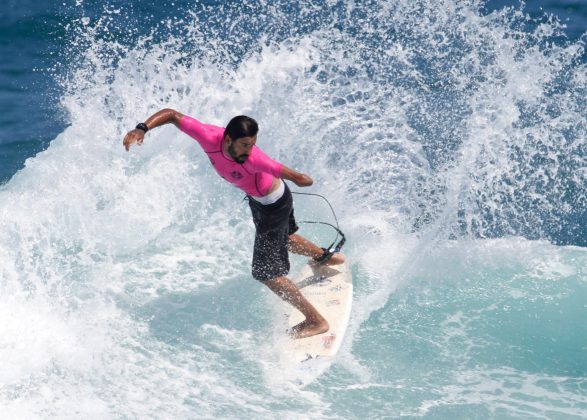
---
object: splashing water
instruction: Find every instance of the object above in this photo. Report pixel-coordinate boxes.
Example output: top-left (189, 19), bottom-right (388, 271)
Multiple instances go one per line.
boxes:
top-left (1, 0), bottom-right (586, 418)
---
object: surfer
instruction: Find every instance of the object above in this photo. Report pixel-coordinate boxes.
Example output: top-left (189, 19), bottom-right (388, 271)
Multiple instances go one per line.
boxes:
top-left (123, 109), bottom-right (344, 339)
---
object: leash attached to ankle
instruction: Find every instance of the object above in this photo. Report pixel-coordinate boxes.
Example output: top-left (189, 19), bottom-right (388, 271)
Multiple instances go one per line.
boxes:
top-left (311, 223), bottom-right (346, 263)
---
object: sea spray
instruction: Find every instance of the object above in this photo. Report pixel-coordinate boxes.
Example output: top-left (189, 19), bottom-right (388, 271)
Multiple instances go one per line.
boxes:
top-left (1, 0), bottom-right (585, 417)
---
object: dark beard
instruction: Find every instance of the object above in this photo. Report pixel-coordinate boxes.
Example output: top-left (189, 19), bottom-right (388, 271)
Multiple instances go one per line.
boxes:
top-left (228, 144), bottom-right (248, 163)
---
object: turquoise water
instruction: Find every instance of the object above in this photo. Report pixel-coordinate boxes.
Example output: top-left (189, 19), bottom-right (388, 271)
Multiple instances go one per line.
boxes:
top-left (1, 1), bottom-right (586, 418)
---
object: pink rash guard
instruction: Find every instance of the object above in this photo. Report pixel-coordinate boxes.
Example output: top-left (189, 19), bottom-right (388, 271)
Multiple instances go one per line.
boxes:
top-left (178, 115), bottom-right (283, 197)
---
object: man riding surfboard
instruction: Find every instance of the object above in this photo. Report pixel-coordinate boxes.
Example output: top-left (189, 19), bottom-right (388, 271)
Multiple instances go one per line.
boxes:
top-left (123, 109), bottom-right (344, 339)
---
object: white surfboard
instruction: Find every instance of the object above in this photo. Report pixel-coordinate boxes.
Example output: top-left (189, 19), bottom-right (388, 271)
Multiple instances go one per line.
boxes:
top-left (283, 260), bottom-right (353, 385)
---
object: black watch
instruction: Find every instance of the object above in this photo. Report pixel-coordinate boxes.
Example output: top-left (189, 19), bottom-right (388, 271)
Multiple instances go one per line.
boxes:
top-left (136, 123), bottom-right (149, 132)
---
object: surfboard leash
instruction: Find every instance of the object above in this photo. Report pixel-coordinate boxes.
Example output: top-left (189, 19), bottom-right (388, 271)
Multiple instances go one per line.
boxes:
top-left (291, 191), bottom-right (346, 261)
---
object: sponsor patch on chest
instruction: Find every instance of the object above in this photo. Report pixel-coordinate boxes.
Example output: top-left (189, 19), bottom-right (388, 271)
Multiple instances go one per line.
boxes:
top-left (231, 171), bottom-right (243, 179)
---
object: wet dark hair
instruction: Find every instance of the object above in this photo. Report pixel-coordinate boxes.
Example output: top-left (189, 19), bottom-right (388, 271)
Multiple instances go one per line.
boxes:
top-left (224, 115), bottom-right (258, 141)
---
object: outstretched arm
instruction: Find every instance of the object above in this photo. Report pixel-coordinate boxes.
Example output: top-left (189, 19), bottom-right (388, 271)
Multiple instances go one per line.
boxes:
top-left (281, 165), bottom-right (313, 187)
top-left (123, 108), bottom-right (184, 151)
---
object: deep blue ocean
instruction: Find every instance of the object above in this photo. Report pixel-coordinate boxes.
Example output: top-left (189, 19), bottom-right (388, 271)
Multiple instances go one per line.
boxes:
top-left (1, 1), bottom-right (586, 418)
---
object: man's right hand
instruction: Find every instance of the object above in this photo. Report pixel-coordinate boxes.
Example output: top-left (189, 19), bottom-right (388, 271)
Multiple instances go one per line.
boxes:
top-left (123, 129), bottom-right (145, 151)
top-left (123, 109), bottom-right (183, 151)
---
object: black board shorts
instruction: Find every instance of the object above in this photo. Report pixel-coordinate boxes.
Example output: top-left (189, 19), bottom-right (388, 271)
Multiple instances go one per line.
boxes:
top-left (248, 182), bottom-right (299, 282)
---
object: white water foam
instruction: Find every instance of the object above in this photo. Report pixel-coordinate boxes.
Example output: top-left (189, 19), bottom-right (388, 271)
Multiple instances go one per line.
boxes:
top-left (1, 0), bottom-right (586, 417)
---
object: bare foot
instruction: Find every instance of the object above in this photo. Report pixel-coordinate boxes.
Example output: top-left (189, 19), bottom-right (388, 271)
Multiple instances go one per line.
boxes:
top-left (288, 318), bottom-right (329, 339)
top-left (326, 252), bottom-right (345, 266)
top-left (310, 252), bottom-right (345, 267)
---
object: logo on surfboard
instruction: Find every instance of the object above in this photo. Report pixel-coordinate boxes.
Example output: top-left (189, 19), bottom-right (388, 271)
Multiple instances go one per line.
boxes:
top-left (322, 333), bottom-right (336, 349)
